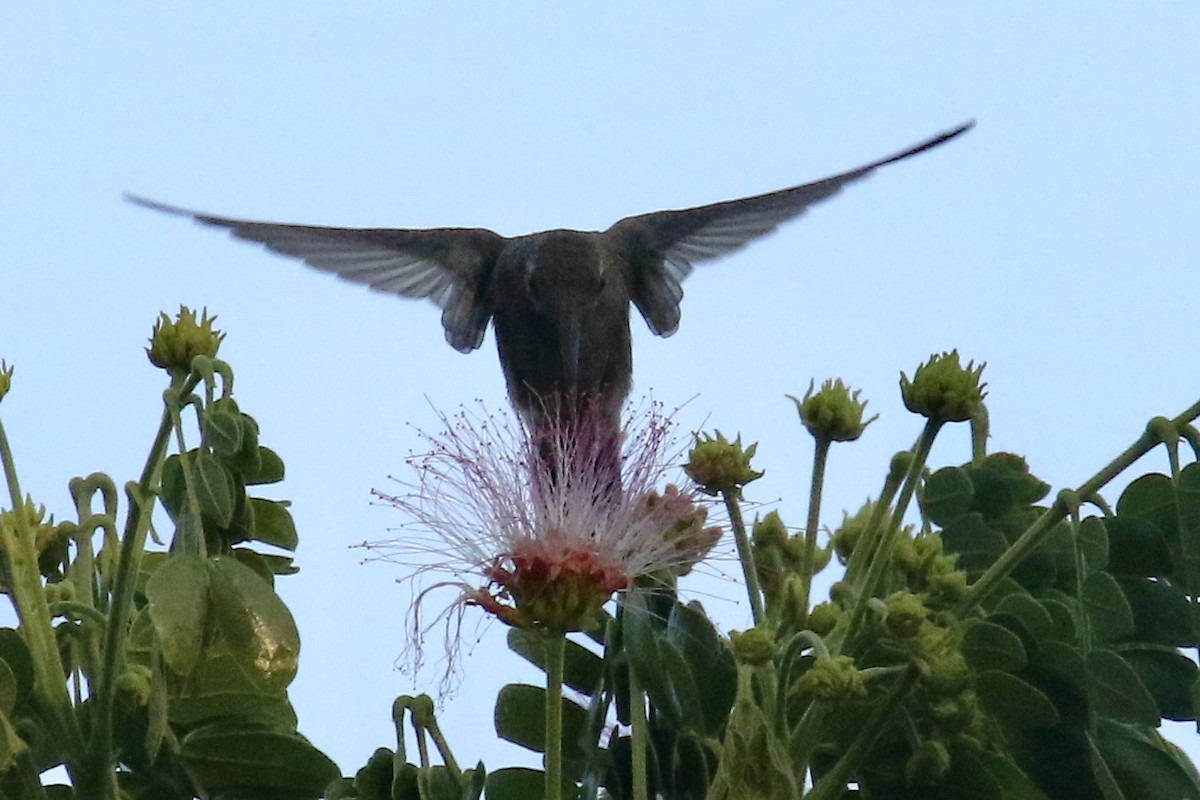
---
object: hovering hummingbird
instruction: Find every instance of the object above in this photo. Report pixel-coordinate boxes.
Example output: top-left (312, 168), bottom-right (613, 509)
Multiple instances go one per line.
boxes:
top-left (128, 122), bottom-right (971, 444)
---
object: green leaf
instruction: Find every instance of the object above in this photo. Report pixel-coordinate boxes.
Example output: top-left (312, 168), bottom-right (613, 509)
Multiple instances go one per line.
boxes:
top-left (1031, 641), bottom-right (1090, 724)
top-left (145, 554), bottom-right (210, 675)
top-left (0, 657), bottom-right (15, 716)
top-left (1093, 720), bottom-right (1200, 799)
top-left (1033, 595), bottom-right (1080, 643)
top-left (179, 724), bottom-right (339, 797)
top-left (940, 513), bottom-right (1009, 576)
top-left (667, 601), bottom-right (736, 736)
top-left (1087, 649), bottom-right (1160, 726)
top-left (924, 466), bottom-right (974, 525)
top-left (493, 683), bottom-right (587, 764)
top-left (506, 629), bottom-right (603, 695)
top-left (975, 670), bottom-right (1059, 729)
top-left (968, 453), bottom-right (1050, 519)
top-left (160, 453), bottom-right (187, 518)
top-left (203, 406), bottom-right (244, 456)
top-left (963, 621), bottom-right (1028, 673)
top-left (1116, 473), bottom-right (1175, 532)
top-left (1104, 516), bottom-right (1172, 578)
top-left (1175, 463), bottom-right (1200, 595)
top-left (485, 767), bottom-right (545, 800)
top-left (170, 652), bottom-right (296, 731)
top-left (247, 498), bottom-right (299, 551)
top-left (244, 446), bottom-right (286, 486)
top-left (1078, 516), bottom-right (1109, 572)
top-left (993, 591), bottom-right (1055, 639)
top-left (948, 744), bottom-right (1051, 800)
top-left (1082, 572), bottom-right (1134, 642)
top-left (622, 601), bottom-right (702, 730)
top-left (193, 451), bottom-right (236, 528)
top-left (221, 412), bottom-right (265, 480)
top-left (1119, 577), bottom-right (1194, 647)
top-left (1118, 647), bottom-right (1198, 721)
top-left (207, 556), bottom-right (300, 691)
top-left (0, 629), bottom-right (43, 744)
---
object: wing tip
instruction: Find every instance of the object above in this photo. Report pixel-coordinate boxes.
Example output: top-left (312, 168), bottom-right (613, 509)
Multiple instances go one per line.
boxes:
top-left (123, 192), bottom-right (196, 219)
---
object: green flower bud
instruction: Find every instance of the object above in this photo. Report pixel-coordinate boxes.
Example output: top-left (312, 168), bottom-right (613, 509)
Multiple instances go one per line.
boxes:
top-left (752, 511), bottom-right (787, 549)
top-left (789, 378), bottom-right (878, 443)
top-left (783, 533), bottom-right (831, 574)
top-left (0, 361), bottom-right (12, 403)
top-left (115, 664), bottom-right (153, 707)
top-left (906, 739), bottom-right (952, 786)
top-left (884, 591), bottom-right (929, 639)
top-left (730, 628), bottom-right (776, 666)
top-left (793, 654), bottom-right (866, 702)
top-left (752, 512), bottom-right (788, 595)
top-left (684, 431), bottom-right (763, 497)
top-left (899, 350), bottom-right (986, 423)
top-left (831, 500), bottom-right (876, 564)
top-left (807, 601), bottom-right (841, 637)
top-left (146, 306), bottom-right (224, 374)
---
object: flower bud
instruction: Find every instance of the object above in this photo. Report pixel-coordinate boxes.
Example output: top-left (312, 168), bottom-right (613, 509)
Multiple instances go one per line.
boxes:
top-left (146, 306), bottom-right (224, 374)
top-left (684, 431), bottom-right (763, 497)
top-left (0, 361), bottom-right (12, 403)
top-left (115, 664), bottom-right (153, 707)
top-left (789, 379), bottom-right (877, 443)
top-left (730, 627), bottom-right (776, 666)
top-left (794, 654), bottom-right (866, 701)
top-left (831, 501), bottom-right (876, 564)
top-left (899, 351), bottom-right (986, 423)
top-left (807, 601), bottom-right (840, 637)
top-left (884, 592), bottom-right (928, 639)
top-left (906, 740), bottom-right (952, 785)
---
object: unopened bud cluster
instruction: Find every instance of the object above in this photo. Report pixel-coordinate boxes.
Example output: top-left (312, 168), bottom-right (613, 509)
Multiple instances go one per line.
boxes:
top-left (684, 431), bottom-right (763, 498)
top-left (146, 306), bottom-right (224, 374)
top-left (790, 378), bottom-right (877, 443)
top-left (900, 351), bottom-right (986, 423)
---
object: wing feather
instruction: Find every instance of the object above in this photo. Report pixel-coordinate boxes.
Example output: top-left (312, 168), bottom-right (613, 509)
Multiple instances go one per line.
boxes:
top-left (125, 195), bottom-right (507, 352)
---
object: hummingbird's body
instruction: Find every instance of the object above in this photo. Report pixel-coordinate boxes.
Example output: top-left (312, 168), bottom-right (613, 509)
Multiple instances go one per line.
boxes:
top-left (129, 122), bottom-right (971, 448)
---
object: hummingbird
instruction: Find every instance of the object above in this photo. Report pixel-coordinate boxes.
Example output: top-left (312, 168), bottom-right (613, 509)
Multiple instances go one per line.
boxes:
top-left (128, 121), bottom-right (971, 453)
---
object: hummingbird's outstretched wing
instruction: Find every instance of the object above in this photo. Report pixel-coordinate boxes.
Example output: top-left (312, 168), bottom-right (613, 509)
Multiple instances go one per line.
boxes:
top-left (607, 121), bottom-right (974, 337)
top-left (124, 195), bottom-right (508, 353)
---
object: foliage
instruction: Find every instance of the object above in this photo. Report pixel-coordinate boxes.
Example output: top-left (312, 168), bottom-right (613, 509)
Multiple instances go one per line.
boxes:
top-left (2, 316), bottom-right (1200, 798)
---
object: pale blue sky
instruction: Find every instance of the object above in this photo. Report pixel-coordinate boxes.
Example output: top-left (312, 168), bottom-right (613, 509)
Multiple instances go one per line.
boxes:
top-left (3, 4), bottom-right (1199, 779)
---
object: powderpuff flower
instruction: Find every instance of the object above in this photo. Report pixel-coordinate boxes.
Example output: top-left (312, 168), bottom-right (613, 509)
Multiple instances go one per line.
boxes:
top-left (370, 399), bottom-right (721, 660)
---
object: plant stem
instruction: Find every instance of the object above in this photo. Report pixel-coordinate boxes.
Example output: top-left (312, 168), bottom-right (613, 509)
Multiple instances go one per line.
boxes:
top-left (628, 660), bottom-right (649, 800)
top-left (841, 419), bottom-right (942, 647)
top-left (0, 419), bottom-right (85, 757)
top-left (544, 632), bottom-right (566, 800)
top-left (723, 490), bottom-right (765, 626)
top-left (88, 376), bottom-right (187, 796)
top-left (799, 438), bottom-right (831, 624)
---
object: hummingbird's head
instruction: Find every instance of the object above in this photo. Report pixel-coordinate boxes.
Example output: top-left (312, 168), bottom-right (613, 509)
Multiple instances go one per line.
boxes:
top-left (524, 230), bottom-right (610, 318)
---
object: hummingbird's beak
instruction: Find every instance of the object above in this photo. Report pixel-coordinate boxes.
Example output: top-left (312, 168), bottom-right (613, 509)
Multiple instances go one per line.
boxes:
top-left (561, 316), bottom-right (582, 394)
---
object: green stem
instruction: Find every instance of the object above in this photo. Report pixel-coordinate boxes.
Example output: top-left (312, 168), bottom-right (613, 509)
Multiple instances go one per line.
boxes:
top-left (804, 663), bottom-right (921, 800)
top-left (799, 438), bottom-right (831, 624)
top-left (88, 376), bottom-right (186, 795)
top-left (722, 491), bottom-right (765, 626)
top-left (842, 419), bottom-right (943, 647)
top-left (970, 404), bottom-right (990, 464)
top-left (0, 419), bottom-right (85, 758)
top-left (544, 633), bottom-right (566, 800)
top-left (628, 657), bottom-right (649, 800)
top-left (962, 401), bottom-right (1200, 615)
